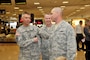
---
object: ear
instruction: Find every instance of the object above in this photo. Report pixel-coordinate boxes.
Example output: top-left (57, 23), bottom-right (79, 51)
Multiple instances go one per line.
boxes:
top-left (29, 19), bottom-right (31, 23)
top-left (20, 18), bottom-right (23, 23)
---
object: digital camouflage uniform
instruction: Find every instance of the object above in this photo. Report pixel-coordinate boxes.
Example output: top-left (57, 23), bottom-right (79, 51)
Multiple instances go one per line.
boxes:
top-left (16, 25), bottom-right (41, 60)
top-left (39, 25), bottom-right (53, 60)
top-left (49, 20), bottom-right (77, 60)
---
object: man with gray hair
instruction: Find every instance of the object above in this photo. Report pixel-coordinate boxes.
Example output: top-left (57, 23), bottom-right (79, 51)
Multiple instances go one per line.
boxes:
top-left (15, 12), bottom-right (41, 60)
top-left (49, 7), bottom-right (77, 60)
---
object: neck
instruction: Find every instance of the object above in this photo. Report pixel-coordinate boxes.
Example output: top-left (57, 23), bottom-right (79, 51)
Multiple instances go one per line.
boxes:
top-left (23, 24), bottom-right (29, 27)
top-left (56, 17), bottom-right (62, 24)
top-left (46, 24), bottom-right (52, 27)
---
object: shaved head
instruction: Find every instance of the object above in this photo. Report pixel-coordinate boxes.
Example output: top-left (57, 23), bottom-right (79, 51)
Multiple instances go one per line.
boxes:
top-left (51, 7), bottom-right (63, 23)
top-left (21, 12), bottom-right (30, 18)
top-left (51, 7), bottom-right (62, 15)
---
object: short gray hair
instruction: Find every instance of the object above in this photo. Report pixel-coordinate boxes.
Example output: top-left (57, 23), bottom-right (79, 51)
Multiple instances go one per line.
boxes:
top-left (21, 12), bottom-right (30, 18)
top-left (44, 13), bottom-right (51, 17)
top-left (51, 7), bottom-right (63, 15)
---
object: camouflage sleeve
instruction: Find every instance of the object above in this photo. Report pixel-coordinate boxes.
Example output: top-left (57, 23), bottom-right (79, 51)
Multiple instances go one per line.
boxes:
top-left (66, 25), bottom-right (77, 60)
top-left (17, 34), bottom-right (34, 47)
top-left (36, 27), bottom-right (42, 49)
top-left (15, 29), bottom-right (34, 47)
top-left (39, 28), bottom-right (49, 39)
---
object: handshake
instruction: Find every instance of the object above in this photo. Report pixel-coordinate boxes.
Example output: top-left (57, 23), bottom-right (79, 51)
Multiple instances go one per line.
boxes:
top-left (39, 31), bottom-right (49, 39)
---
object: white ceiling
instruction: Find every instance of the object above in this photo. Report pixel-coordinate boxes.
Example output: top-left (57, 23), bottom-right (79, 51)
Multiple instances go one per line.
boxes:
top-left (0, 0), bottom-right (90, 21)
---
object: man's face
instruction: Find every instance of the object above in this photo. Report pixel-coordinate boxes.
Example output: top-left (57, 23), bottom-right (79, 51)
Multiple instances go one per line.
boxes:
top-left (51, 11), bottom-right (58, 22)
top-left (22, 14), bottom-right (31, 25)
top-left (44, 15), bottom-right (51, 25)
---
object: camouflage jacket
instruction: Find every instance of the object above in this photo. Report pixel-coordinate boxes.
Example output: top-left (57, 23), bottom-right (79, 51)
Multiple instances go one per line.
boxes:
top-left (49, 20), bottom-right (77, 60)
top-left (16, 25), bottom-right (41, 60)
top-left (39, 25), bottom-right (53, 54)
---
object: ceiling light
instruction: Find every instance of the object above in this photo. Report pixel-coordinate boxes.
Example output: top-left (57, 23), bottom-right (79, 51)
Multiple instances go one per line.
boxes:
top-left (19, 9), bottom-right (23, 11)
top-left (62, 1), bottom-right (69, 4)
top-left (13, 14), bottom-right (17, 16)
top-left (14, 7), bottom-right (19, 9)
top-left (76, 10), bottom-right (80, 12)
top-left (37, 7), bottom-right (42, 9)
top-left (80, 7), bottom-right (85, 9)
top-left (60, 6), bottom-right (66, 10)
top-left (60, 6), bottom-right (66, 8)
top-left (34, 2), bottom-right (40, 5)
top-left (1, 3), bottom-right (11, 5)
top-left (39, 9), bottom-right (43, 11)
top-left (6, 11), bottom-right (10, 14)
top-left (85, 5), bottom-right (90, 7)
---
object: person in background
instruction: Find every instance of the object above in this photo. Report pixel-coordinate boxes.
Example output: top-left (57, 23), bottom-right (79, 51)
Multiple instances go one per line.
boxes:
top-left (7, 24), bottom-right (10, 34)
top-left (39, 14), bottom-right (53, 60)
top-left (1, 23), bottom-right (7, 35)
top-left (84, 20), bottom-right (90, 60)
top-left (15, 12), bottom-right (41, 60)
top-left (16, 22), bottom-right (20, 29)
top-left (49, 7), bottom-right (76, 60)
top-left (75, 21), bottom-right (85, 51)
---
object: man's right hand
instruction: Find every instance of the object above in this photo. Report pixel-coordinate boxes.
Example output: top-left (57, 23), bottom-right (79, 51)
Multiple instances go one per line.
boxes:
top-left (33, 37), bottom-right (38, 42)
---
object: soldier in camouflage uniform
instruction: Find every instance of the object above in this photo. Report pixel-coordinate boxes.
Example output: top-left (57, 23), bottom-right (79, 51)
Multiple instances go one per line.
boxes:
top-left (49, 7), bottom-right (77, 60)
top-left (39, 14), bottom-right (53, 60)
top-left (15, 12), bottom-right (41, 60)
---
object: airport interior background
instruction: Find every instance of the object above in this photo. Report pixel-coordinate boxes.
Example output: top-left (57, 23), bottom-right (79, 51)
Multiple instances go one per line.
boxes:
top-left (0, 0), bottom-right (90, 60)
